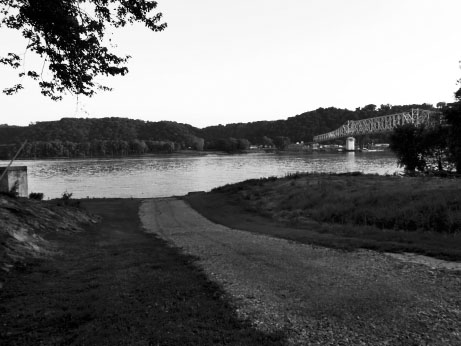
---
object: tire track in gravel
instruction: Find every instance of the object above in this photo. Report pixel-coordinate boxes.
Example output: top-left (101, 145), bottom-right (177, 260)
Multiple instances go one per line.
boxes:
top-left (140, 198), bottom-right (461, 346)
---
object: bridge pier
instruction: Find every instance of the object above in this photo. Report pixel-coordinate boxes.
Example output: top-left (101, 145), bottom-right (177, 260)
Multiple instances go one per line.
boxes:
top-left (346, 137), bottom-right (355, 151)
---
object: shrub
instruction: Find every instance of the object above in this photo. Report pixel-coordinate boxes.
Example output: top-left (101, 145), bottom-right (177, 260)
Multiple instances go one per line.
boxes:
top-left (29, 192), bottom-right (44, 200)
top-left (61, 191), bottom-right (73, 200)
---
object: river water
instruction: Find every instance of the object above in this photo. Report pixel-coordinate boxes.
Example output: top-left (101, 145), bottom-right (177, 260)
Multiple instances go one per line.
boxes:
top-left (1, 151), bottom-right (401, 199)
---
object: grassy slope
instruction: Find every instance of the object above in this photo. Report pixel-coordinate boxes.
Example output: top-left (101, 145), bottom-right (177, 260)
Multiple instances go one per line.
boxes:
top-left (185, 173), bottom-right (461, 261)
top-left (0, 199), bottom-right (284, 345)
top-left (0, 194), bottom-right (96, 284)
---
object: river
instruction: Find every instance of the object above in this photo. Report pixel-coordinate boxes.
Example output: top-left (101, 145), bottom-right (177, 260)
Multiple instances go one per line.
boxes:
top-left (1, 151), bottom-right (401, 199)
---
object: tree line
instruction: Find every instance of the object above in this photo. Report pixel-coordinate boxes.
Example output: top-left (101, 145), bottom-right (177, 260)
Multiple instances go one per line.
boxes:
top-left (2, 139), bottom-right (179, 159)
top-left (0, 103), bottom-right (443, 159)
top-left (0, 118), bottom-right (205, 159)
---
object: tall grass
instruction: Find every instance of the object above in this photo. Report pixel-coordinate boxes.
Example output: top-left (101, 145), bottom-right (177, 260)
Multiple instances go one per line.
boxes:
top-left (232, 174), bottom-right (461, 234)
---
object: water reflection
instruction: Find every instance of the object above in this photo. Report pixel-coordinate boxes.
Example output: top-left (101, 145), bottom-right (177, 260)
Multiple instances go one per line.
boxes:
top-left (1, 152), bottom-right (400, 198)
top-left (345, 152), bottom-right (356, 172)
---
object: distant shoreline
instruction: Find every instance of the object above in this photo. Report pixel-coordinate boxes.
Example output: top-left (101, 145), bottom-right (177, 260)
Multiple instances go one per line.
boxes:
top-left (0, 148), bottom-right (397, 162)
top-left (0, 149), bottom-right (241, 161)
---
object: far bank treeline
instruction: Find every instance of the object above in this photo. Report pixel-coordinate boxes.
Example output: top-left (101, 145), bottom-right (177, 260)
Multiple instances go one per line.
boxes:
top-left (0, 103), bottom-right (434, 159)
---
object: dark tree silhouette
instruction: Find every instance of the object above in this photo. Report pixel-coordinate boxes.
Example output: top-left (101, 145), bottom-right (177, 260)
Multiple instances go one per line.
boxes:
top-left (389, 124), bottom-right (427, 172)
top-left (444, 80), bottom-right (461, 172)
top-left (0, 0), bottom-right (166, 100)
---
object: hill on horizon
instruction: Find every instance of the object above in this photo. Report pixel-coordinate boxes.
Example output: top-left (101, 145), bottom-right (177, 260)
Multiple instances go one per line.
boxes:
top-left (0, 103), bottom-right (435, 152)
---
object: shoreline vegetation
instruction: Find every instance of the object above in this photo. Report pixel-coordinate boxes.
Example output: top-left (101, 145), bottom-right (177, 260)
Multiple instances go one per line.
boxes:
top-left (185, 172), bottom-right (461, 261)
top-left (0, 149), bottom-right (247, 161)
top-left (0, 147), bottom-right (393, 162)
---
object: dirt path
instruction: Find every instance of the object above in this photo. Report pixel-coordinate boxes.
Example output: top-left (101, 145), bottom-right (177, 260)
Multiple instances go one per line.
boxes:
top-left (140, 198), bottom-right (461, 346)
top-left (1, 199), bottom-right (283, 346)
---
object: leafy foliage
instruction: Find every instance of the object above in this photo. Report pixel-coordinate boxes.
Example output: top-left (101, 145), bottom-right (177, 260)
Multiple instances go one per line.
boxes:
top-left (390, 124), bottom-right (429, 172)
top-left (61, 191), bottom-right (73, 200)
top-left (443, 81), bottom-right (461, 172)
top-left (206, 137), bottom-right (250, 153)
top-left (390, 124), bottom-right (451, 173)
top-left (29, 192), bottom-right (44, 200)
top-left (273, 136), bottom-right (290, 150)
top-left (0, 0), bottom-right (166, 99)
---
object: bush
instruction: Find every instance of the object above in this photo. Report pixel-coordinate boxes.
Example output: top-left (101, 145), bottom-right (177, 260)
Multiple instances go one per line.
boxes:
top-left (56, 190), bottom-right (80, 207)
top-left (61, 191), bottom-right (73, 200)
top-left (29, 192), bottom-right (44, 200)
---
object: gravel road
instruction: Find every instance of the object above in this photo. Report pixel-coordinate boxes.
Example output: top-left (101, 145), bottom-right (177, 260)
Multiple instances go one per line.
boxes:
top-left (140, 198), bottom-right (461, 346)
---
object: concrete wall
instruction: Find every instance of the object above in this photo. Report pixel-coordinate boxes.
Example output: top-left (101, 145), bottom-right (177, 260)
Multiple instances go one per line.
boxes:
top-left (0, 166), bottom-right (28, 197)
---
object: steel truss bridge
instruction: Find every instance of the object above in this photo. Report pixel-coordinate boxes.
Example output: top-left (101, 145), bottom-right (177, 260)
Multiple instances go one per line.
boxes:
top-left (313, 109), bottom-right (441, 143)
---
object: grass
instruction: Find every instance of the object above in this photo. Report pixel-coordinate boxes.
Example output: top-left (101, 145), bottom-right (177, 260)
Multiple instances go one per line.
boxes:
top-left (0, 199), bottom-right (285, 345)
top-left (185, 173), bottom-right (461, 261)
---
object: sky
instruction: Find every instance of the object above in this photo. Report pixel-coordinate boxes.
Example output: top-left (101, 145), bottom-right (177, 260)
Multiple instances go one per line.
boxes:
top-left (1, 0), bottom-right (461, 128)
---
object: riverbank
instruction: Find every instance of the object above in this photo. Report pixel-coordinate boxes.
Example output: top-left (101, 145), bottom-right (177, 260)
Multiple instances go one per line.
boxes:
top-left (185, 172), bottom-right (461, 261)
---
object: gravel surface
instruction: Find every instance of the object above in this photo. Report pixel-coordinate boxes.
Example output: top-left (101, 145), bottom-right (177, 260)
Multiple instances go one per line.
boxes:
top-left (140, 198), bottom-right (461, 346)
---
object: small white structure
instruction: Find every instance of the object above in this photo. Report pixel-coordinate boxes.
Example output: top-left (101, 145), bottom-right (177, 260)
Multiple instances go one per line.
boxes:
top-left (346, 137), bottom-right (355, 151)
top-left (0, 166), bottom-right (28, 197)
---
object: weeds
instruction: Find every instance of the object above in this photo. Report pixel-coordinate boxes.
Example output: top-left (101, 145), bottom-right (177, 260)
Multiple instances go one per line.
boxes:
top-left (57, 191), bottom-right (80, 207)
top-left (222, 174), bottom-right (461, 234)
top-left (61, 191), bottom-right (73, 200)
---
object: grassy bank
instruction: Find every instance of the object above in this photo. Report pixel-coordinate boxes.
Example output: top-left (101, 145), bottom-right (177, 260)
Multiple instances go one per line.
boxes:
top-left (1, 198), bottom-right (284, 345)
top-left (185, 173), bottom-right (461, 261)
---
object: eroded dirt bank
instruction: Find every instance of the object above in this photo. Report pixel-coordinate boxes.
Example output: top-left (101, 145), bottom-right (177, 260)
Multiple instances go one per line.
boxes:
top-left (140, 198), bottom-right (461, 346)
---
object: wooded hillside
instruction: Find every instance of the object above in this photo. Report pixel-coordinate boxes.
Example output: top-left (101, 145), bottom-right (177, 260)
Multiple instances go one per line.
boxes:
top-left (200, 104), bottom-right (435, 144)
top-left (0, 103), bottom-right (435, 158)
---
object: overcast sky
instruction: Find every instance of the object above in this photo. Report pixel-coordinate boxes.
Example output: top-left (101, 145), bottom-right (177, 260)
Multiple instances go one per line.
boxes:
top-left (1, 0), bottom-right (460, 128)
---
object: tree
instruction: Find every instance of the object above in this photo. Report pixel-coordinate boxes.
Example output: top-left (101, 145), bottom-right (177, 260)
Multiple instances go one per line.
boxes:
top-left (390, 124), bottom-right (450, 173)
top-left (262, 136), bottom-right (273, 148)
top-left (444, 88), bottom-right (461, 172)
top-left (379, 104), bottom-right (392, 112)
top-left (237, 138), bottom-right (250, 150)
top-left (420, 125), bottom-right (450, 171)
top-left (389, 124), bottom-right (427, 172)
top-left (273, 136), bottom-right (290, 150)
top-left (363, 104), bottom-right (377, 112)
top-left (0, 0), bottom-right (166, 100)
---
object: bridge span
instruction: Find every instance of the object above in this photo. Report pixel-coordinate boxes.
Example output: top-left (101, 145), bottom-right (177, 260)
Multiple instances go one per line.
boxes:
top-left (313, 109), bottom-right (441, 143)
